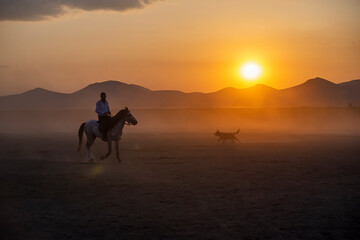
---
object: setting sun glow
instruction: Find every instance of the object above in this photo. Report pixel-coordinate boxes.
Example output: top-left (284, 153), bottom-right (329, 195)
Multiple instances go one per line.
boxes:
top-left (240, 62), bottom-right (262, 81)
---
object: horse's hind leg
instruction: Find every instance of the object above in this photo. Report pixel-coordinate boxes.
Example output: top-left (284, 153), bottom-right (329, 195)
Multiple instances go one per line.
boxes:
top-left (86, 135), bottom-right (96, 163)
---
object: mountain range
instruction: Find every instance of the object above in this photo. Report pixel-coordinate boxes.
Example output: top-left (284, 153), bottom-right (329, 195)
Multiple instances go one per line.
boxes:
top-left (0, 77), bottom-right (359, 110)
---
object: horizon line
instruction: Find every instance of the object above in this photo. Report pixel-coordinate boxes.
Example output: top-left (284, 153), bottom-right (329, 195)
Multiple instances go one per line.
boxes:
top-left (1, 77), bottom-right (359, 97)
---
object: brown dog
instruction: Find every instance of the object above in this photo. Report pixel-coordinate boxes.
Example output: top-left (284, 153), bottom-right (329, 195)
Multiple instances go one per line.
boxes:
top-left (214, 129), bottom-right (240, 144)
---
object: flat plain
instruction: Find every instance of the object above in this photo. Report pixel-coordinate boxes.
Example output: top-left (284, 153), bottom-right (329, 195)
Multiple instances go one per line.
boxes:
top-left (1, 131), bottom-right (359, 239)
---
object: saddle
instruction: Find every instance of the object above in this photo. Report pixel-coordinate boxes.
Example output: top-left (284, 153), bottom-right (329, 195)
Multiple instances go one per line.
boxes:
top-left (96, 121), bottom-right (107, 141)
top-left (96, 121), bottom-right (102, 131)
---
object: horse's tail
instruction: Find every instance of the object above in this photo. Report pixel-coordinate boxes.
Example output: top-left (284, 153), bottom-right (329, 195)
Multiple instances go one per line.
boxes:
top-left (77, 122), bottom-right (86, 152)
top-left (235, 129), bottom-right (240, 134)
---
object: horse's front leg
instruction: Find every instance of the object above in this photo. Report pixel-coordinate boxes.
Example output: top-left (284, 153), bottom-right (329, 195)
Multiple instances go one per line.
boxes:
top-left (115, 138), bottom-right (121, 162)
top-left (101, 140), bottom-right (112, 160)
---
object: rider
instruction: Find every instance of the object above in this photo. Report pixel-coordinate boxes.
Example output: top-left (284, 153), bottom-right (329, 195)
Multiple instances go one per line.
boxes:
top-left (96, 92), bottom-right (111, 141)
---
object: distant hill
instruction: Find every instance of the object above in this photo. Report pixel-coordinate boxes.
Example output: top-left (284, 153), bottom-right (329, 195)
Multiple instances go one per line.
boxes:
top-left (0, 77), bottom-right (359, 110)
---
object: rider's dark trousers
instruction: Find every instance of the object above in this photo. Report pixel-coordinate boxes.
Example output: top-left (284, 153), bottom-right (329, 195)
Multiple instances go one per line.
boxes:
top-left (98, 116), bottom-right (111, 138)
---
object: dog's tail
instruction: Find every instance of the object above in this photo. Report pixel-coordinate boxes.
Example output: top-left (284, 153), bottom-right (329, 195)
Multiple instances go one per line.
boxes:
top-left (77, 122), bottom-right (86, 152)
top-left (235, 129), bottom-right (240, 134)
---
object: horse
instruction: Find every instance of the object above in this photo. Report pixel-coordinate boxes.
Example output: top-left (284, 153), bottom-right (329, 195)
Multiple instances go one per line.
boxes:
top-left (77, 107), bottom-right (138, 163)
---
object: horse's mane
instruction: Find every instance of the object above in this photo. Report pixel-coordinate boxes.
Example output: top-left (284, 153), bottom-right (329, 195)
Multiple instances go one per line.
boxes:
top-left (108, 108), bottom-right (129, 129)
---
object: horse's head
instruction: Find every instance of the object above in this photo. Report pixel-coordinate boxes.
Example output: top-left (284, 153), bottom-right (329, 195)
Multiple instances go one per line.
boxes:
top-left (124, 107), bottom-right (138, 125)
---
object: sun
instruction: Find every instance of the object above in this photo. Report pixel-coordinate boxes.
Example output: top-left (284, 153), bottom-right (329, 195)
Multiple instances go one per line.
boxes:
top-left (239, 62), bottom-right (262, 81)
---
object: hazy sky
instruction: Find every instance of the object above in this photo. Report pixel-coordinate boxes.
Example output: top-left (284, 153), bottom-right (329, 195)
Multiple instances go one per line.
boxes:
top-left (0, 0), bottom-right (359, 95)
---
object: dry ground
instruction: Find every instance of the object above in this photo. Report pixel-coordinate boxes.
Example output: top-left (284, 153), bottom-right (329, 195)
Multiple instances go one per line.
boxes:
top-left (1, 132), bottom-right (360, 239)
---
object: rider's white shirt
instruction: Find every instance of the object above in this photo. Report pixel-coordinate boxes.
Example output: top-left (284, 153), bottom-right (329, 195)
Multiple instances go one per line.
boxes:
top-left (95, 100), bottom-right (110, 116)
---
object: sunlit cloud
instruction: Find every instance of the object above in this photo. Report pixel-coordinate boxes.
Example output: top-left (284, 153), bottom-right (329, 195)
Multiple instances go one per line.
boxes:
top-left (0, 0), bottom-right (163, 21)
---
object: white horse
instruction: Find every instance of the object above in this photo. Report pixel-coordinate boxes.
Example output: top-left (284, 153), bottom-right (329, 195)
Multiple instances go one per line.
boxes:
top-left (77, 107), bottom-right (138, 163)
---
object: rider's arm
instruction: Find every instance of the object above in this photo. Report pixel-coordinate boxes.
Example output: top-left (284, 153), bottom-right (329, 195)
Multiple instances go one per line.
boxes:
top-left (95, 101), bottom-right (105, 116)
top-left (106, 102), bottom-right (111, 115)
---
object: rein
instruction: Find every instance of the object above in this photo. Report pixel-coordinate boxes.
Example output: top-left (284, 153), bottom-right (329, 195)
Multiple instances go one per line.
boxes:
top-left (109, 108), bottom-right (136, 128)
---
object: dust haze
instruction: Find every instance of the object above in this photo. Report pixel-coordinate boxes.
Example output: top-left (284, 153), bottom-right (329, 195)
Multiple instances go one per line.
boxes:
top-left (1, 108), bottom-right (360, 239)
top-left (1, 107), bottom-right (359, 135)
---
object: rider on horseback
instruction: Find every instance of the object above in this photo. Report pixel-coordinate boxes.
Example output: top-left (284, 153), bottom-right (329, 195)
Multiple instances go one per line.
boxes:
top-left (96, 92), bottom-right (111, 141)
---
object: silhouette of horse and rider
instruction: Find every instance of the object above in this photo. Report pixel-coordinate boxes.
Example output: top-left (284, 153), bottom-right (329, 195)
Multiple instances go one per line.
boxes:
top-left (77, 92), bottom-right (138, 163)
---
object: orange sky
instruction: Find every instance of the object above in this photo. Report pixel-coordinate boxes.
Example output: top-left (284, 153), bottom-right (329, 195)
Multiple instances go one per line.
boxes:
top-left (0, 0), bottom-right (359, 95)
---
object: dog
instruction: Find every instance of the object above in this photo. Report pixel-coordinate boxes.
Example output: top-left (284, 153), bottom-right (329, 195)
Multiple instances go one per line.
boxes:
top-left (214, 129), bottom-right (240, 144)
